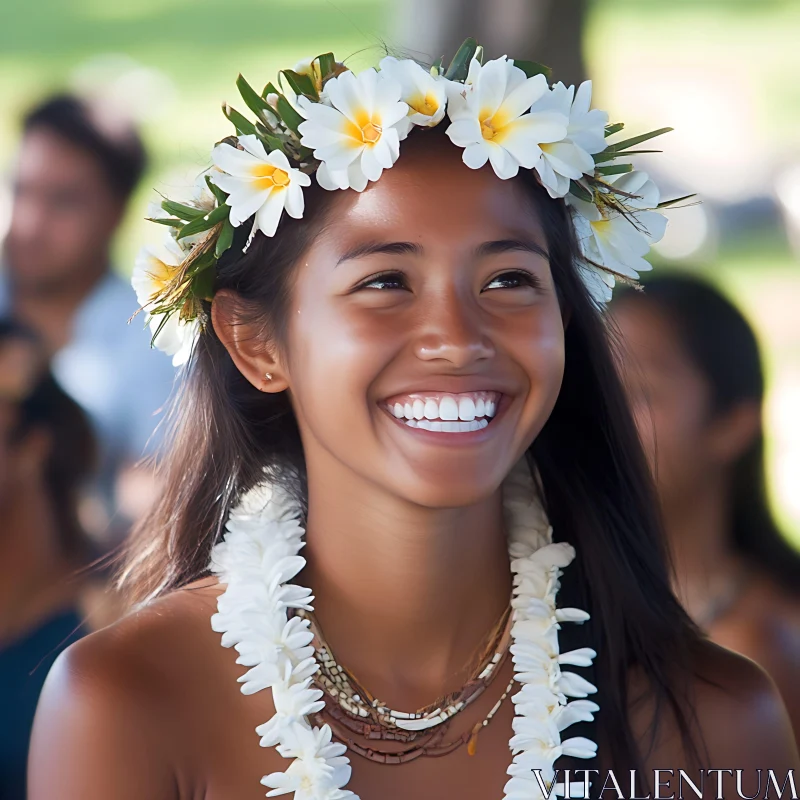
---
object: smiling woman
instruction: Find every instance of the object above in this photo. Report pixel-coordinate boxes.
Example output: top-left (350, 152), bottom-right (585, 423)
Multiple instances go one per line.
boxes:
top-left (27, 46), bottom-right (799, 800)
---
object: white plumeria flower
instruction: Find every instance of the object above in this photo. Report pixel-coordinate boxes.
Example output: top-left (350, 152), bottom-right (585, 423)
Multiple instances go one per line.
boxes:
top-left (256, 672), bottom-right (326, 747)
top-left (378, 55), bottom-right (447, 136)
top-left (131, 236), bottom-right (199, 367)
top-left (263, 723), bottom-right (352, 798)
top-left (445, 56), bottom-right (568, 180)
top-left (569, 170), bottom-right (667, 304)
top-left (298, 67), bottom-right (409, 192)
top-left (529, 81), bottom-right (609, 198)
top-left (211, 135), bottom-right (311, 238)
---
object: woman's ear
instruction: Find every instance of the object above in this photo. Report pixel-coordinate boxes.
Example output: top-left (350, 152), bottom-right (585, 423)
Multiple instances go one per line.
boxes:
top-left (211, 290), bottom-right (289, 394)
top-left (707, 400), bottom-right (761, 465)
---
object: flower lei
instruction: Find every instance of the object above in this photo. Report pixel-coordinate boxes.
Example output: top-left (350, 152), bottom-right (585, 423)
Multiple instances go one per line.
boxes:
top-left (209, 461), bottom-right (600, 799)
top-left (133, 38), bottom-right (689, 367)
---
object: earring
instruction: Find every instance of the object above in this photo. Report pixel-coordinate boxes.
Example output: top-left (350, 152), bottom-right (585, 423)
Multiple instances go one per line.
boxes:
top-left (265, 372), bottom-right (273, 381)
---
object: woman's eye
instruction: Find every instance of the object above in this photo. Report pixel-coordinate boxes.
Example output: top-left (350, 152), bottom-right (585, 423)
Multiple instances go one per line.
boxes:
top-left (355, 271), bottom-right (409, 291)
top-left (483, 270), bottom-right (541, 291)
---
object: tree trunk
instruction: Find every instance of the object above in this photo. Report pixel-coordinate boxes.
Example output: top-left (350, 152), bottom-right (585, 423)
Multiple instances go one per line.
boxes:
top-left (389, 0), bottom-right (587, 86)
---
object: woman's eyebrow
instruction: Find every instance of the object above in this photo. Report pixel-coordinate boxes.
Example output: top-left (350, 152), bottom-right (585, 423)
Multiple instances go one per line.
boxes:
top-left (336, 240), bottom-right (422, 265)
top-left (475, 239), bottom-right (550, 260)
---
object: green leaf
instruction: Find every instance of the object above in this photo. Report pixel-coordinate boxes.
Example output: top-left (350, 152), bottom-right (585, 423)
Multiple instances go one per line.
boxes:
top-left (430, 56), bottom-right (444, 75)
top-left (593, 148), bottom-right (663, 164)
top-left (191, 264), bottom-right (217, 301)
top-left (595, 163), bottom-right (634, 176)
top-left (176, 204), bottom-right (230, 240)
top-left (276, 95), bottom-right (304, 134)
top-left (147, 216), bottom-right (184, 228)
top-left (161, 200), bottom-right (205, 221)
top-left (205, 174), bottom-right (228, 205)
top-left (237, 73), bottom-right (271, 117)
top-left (657, 193), bottom-right (697, 209)
top-left (444, 37), bottom-right (478, 81)
top-left (255, 125), bottom-right (284, 154)
top-left (215, 218), bottom-right (235, 258)
top-left (317, 53), bottom-right (336, 80)
top-left (604, 122), bottom-right (625, 137)
top-left (569, 180), bottom-right (593, 203)
top-left (602, 126), bottom-right (673, 154)
top-left (261, 81), bottom-right (279, 97)
top-left (223, 104), bottom-right (257, 136)
top-left (281, 69), bottom-right (318, 100)
top-left (513, 59), bottom-right (552, 81)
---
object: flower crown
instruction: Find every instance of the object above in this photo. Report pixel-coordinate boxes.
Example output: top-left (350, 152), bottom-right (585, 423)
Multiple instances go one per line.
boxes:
top-left (133, 39), bottom-right (687, 366)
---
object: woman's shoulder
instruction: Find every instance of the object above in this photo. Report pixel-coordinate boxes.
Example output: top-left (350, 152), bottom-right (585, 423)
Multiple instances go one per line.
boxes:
top-left (52, 578), bottom-right (224, 691)
top-left (28, 579), bottom-right (229, 800)
top-left (630, 636), bottom-right (799, 771)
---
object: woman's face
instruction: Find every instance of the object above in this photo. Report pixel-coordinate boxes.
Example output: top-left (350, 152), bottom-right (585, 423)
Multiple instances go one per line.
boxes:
top-left (275, 137), bottom-right (566, 508)
top-left (612, 298), bottom-right (717, 509)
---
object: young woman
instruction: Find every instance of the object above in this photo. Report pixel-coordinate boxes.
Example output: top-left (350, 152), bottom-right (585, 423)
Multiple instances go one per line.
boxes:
top-left (29, 47), bottom-right (798, 799)
top-left (611, 274), bottom-right (800, 737)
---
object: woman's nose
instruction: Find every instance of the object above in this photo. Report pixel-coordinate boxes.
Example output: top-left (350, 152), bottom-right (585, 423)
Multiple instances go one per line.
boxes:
top-left (413, 293), bottom-right (495, 368)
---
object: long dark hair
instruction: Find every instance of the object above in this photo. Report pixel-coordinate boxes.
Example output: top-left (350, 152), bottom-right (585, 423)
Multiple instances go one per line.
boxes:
top-left (0, 319), bottom-right (96, 560)
top-left (121, 127), bottom-right (701, 772)
top-left (615, 274), bottom-right (800, 592)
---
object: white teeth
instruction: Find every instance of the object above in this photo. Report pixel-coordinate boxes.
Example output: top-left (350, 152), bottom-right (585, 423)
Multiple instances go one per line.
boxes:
top-left (388, 392), bottom-right (501, 431)
top-left (458, 396), bottom-right (476, 421)
top-left (439, 396), bottom-right (459, 421)
top-left (403, 418), bottom-right (489, 433)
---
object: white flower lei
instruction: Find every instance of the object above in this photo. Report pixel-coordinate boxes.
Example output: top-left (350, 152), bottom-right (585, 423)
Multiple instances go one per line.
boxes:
top-left (209, 462), bottom-right (599, 799)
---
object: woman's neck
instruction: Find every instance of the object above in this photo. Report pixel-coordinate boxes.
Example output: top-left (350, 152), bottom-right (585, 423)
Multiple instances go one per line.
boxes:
top-left (662, 476), bottom-right (743, 619)
top-left (301, 460), bottom-right (512, 708)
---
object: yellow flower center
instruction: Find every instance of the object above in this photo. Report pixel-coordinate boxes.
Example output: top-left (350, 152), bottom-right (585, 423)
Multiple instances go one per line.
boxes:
top-left (361, 121), bottom-right (382, 143)
top-left (343, 111), bottom-right (383, 149)
top-left (408, 92), bottom-right (439, 116)
top-left (252, 164), bottom-right (291, 191)
top-left (481, 119), bottom-right (497, 141)
top-left (590, 218), bottom-right (612, 239)
top-left (146, 256), bottom-right (179, 301)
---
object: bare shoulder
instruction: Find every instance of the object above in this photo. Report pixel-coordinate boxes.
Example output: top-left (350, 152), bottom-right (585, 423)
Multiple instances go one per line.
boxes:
top-left (47, 578), bottom-right (223, 696)
top-left (630, 638), bottom-right (799, 772)
top-left (715, 576), bottom-right (800, 673)
top-left (28, 579), bottom-right (226, 800)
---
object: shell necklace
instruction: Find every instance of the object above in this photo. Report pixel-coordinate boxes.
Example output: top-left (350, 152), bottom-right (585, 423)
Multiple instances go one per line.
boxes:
top-left (209, 461), bottom-right (600, 799)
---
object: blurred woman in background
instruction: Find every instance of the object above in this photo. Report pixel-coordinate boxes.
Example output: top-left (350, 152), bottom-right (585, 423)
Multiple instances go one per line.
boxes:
top-left (612, 274), bottom-right (800, 735)
top-left (0, 318), bottom-right (97, 800)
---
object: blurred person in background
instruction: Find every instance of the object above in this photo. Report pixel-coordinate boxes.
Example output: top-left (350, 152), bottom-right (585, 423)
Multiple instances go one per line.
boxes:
top-left (612, 274), bottom-right (800, 735)
top-left (0, 319), bottom-right (98, 800)
top-left (0, 94), bottom-right (175, 540)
